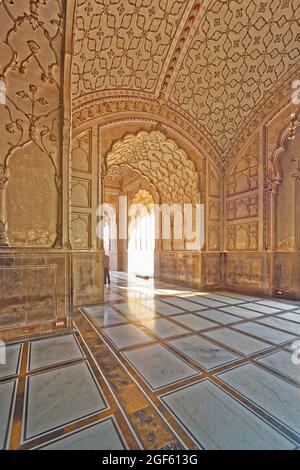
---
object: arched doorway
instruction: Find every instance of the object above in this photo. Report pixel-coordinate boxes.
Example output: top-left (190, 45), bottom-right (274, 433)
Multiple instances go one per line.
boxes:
top-left (128, 189), bottom-right (155, 277)
top-left (103, 208), bottom-right (118, 271)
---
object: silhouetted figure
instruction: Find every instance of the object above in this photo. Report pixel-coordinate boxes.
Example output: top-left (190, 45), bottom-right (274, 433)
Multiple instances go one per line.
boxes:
top-left (104, 253), bottom-right (110, 285)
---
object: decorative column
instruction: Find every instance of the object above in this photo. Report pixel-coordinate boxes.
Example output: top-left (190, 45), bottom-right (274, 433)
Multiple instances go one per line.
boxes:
top-left (99, 161), bottom-right (107, 253)
top-left (292, 158), bottom-right (300, 250)
top-left (266, 167), bottom-right (280, 252)
top-left (0, 164), bottom-right (9, 247)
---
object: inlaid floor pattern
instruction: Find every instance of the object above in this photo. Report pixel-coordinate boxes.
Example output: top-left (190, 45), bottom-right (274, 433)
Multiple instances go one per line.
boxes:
top-left (1, 273), bottom-right (300, 450)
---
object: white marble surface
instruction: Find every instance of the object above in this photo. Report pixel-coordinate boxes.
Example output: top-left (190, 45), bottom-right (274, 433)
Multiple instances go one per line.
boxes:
top-left (171, 314), bottom-right (217, 331)
top-left (218, 292), bottom-right (262, 302)
top-left (86, 306), bottom-right (128, 327)
top-left (218, 363), bottom-right (300, 435)
top-left (141, 318), bottom-right (189, 339)
top-left (0, 344), bottom-right (21, 379)
top-left (26, 362), bottom-right (107, 438)
top-left (257, 300), bottom-right (297, 311)
top-left (196, 309), bottom-right (241, 325)
top-left (204, 327), bottom-right (270, 355)
top-left (123, 344), bottom-right (198, 389)
top-left (220, 305), bottom-right (262, 319)
top-left (242, 303), bottom-right (280, 315)
top-left (234, 322), bottom-right (296, 345)
top-left (168, 335), bottom-right (239, 370)
top-left (257, 350), bottom-right (300, 382)
top-left (162, 380), bottom-right (294, 449)
top-left (104, 323), bottom-right (154, 349)
top-left (0, 380), bottom-right (15, 449)
top-left (257, 317), bottom-right (300, 336)
top-left (203, 293), bottom-right (242, 305)
top-left (29, 335), bottom-right (83, 370)
top-left (278, 312), bottom-right (300, 324)
top-left (114, 303), bottom-right (157, 320)
top-left (40, 418), bottom-right (126, 450)
top-left (138, 299), bottom-right (183, 315)
top-left (161, 297), bottom-right (207, 311)
top-left (182, 296), bottom-right (226, 309)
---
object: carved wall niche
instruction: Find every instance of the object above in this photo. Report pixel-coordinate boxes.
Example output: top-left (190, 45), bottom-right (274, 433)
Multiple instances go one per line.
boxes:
top-left (0, 0), bottom-right (66, 248)
top-left (225, 134), bottom-right (261, 251)
top-left (6, 143), bottom-right (58, 247)
top-left (71, 129), bottom-right (97, 250)
top-left (71, 213), bottom-right (90, 249)
top-left (227, 223), bottom-right (259, 251)
top-left (71, 177), bottom-right (91, 208)
top-left (208, 226), bottom-right (220, 251)
top-left (227, 195), bottom-right (259, 221)
top-left (227, 137), bottom-right (259, 197)
top-left (71, 130), bottom-right (92, 173)
top-left (276, 131), bottom-right (300, 251)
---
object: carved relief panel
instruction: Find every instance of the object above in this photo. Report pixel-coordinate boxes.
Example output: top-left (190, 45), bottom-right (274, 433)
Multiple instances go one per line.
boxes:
top-left (0, 0), bottom-right (66, 247)
top-left (276, 132), bottom-right (300, 251)
top-left (71, 129), bottom-right (94, 249)
top-left (226, 135), bottom-right (260, 251)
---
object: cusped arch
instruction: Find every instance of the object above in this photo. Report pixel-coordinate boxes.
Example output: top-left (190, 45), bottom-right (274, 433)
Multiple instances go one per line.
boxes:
top-left (105, 130), bottom-right (201, 205)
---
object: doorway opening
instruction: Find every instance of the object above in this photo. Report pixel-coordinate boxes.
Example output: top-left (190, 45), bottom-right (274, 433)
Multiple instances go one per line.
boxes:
top-left (128, 189), bottom-right (155, 277)
top-left (103, 209), bottom-right (118, 271)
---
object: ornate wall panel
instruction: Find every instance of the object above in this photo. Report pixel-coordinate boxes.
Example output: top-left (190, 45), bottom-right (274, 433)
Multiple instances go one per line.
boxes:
top-left (0, 0), bottom-right (67, 248)
top-left (224, 252), bottom-right (270, 294)
top-left (71, 130), bottom-right (94, 249)
top-left (276, 133), bottom-right (300, 251)
top-left (0, 250), bottom-right (69, 341)
top-left (71, 129), bottom-right (92, 173)
top-left (71, 124), bottom-right (104, 306)
top-left (225, 135), bottom-right (261, 251)
top-left (156, 251), bottom-right (202, 287)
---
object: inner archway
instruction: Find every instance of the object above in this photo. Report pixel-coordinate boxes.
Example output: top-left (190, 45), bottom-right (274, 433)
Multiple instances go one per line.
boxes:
top-left (128, 189), bottom-right (155, 277)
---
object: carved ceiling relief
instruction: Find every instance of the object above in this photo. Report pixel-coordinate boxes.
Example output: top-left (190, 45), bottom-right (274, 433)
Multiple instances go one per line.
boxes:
top-left (106, 131), bottom-right (201, 205)
top-left (73, 0), bottom-right (188, 97)
top-left (170, 0), bottom-right (300, 153)
top-left (0, 0), bottom-right (64, 247)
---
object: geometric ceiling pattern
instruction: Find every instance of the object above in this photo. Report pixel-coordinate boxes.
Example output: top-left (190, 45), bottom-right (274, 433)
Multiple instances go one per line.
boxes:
top-left (73, 0), bottom-right (189, 96)
top-left (170, 0), bottom-right (300, 152)
top-left (72, 0), bottom-right (300, 158)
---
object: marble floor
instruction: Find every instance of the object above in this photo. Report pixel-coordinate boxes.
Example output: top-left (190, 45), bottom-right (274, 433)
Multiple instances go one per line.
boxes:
top-left (1, 272), bottom-right (300, 450)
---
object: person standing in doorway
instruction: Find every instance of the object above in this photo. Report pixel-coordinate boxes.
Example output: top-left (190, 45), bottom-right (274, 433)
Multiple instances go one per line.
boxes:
top-left (104, 252), bottom-right (110, 285)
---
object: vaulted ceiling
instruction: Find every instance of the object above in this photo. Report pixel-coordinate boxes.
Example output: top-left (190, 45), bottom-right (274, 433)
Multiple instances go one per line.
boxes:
top-left (72, 0), bottom-right (300, 162)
